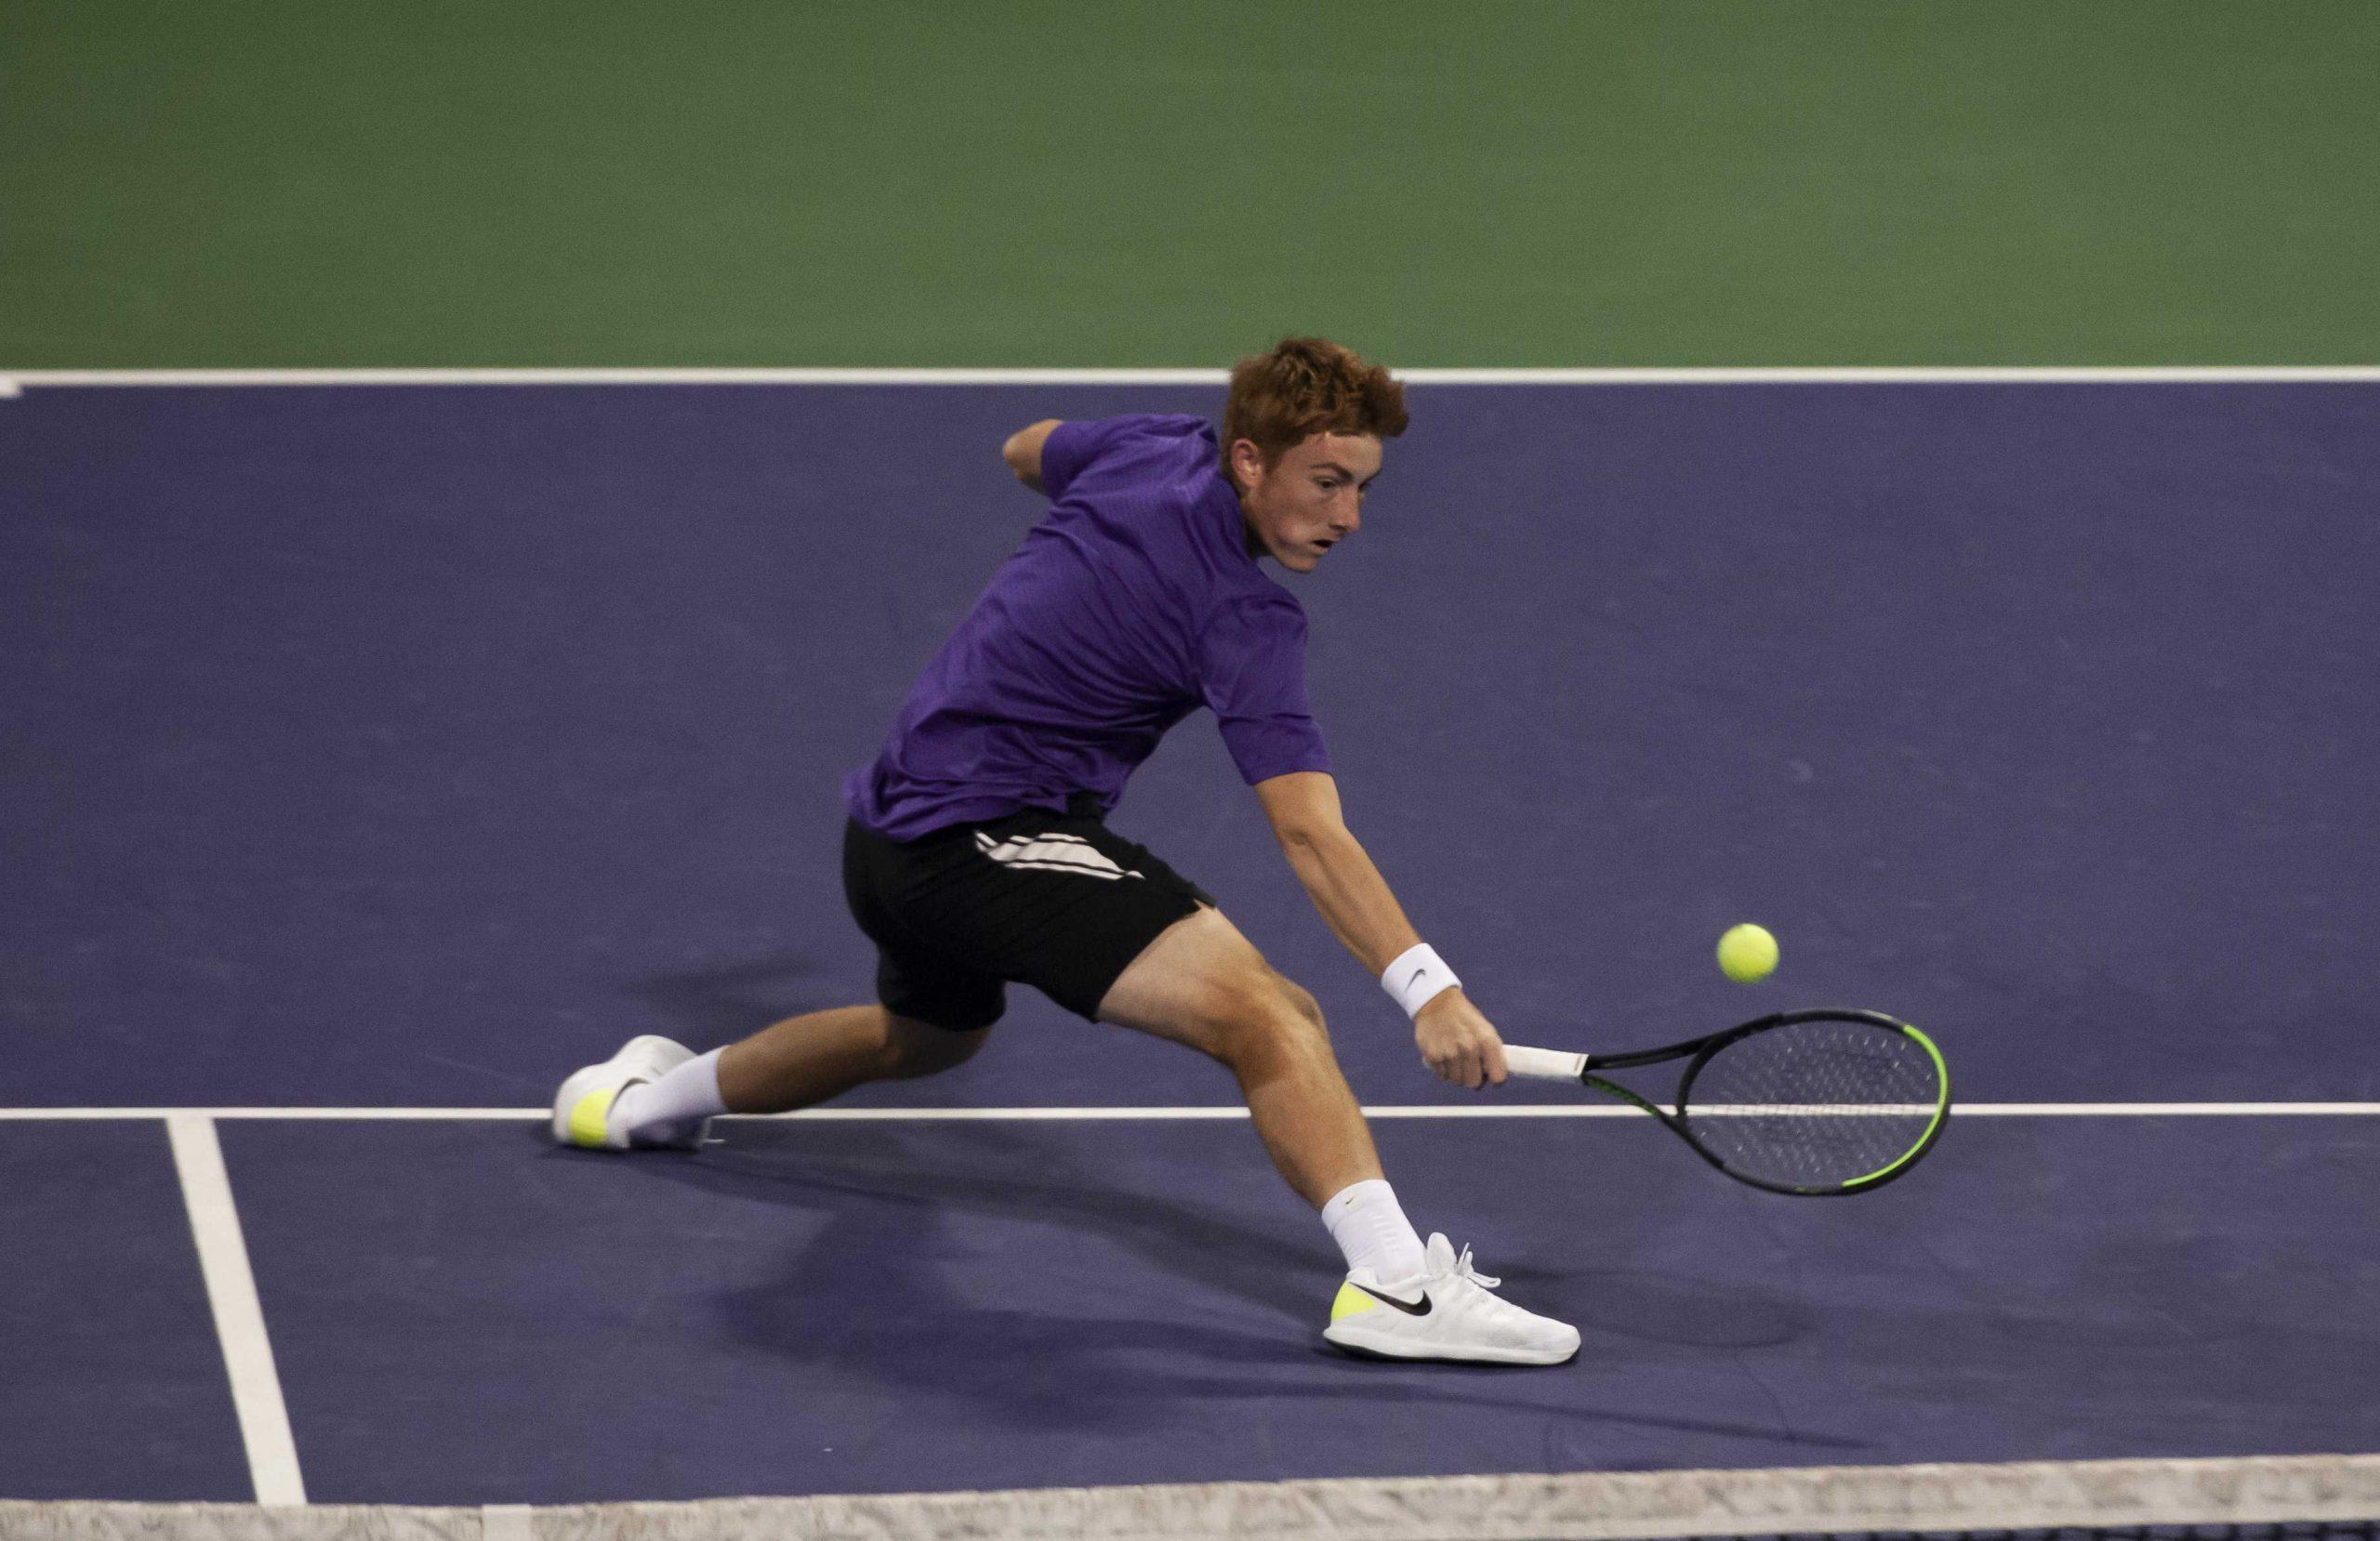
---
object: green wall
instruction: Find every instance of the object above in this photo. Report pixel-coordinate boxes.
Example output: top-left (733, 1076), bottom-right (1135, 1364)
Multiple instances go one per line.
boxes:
top-left (6, 2), bottom-right (2376, 366)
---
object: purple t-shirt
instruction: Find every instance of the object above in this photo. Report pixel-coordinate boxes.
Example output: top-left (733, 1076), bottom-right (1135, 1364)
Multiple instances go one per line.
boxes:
top-left (844, 414), bottom-right (1331, 840)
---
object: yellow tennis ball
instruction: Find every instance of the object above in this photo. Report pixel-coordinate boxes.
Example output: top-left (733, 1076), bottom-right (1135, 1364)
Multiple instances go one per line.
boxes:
top-left (1717, 923), bottom-right (1778, 983)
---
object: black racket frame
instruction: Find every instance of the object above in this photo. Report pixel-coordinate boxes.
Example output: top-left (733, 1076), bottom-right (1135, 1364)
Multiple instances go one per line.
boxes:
top-left (1569, 1008), bottom-right (1952, 1197)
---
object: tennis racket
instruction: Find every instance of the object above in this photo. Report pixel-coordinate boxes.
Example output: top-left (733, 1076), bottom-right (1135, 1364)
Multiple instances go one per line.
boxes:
top-left (1502, 1008), bottom-right (1950, 1196)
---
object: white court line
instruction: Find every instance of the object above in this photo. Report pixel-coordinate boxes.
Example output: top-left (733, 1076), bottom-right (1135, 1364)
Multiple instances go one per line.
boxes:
top-left (3, 365), bottom-right (2379, 390)
top-left (9, 1100), bottom-right (2380, 1121)
top-left (165, 1115), bottom-right (308, 1507)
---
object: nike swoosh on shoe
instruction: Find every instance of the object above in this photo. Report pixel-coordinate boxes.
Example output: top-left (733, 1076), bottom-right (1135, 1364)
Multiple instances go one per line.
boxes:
top-left (1351, 1281), bottom-right (1433, 1317)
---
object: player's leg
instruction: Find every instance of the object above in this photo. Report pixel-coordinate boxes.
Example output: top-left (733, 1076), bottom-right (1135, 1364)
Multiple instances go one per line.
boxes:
top-left (1096, 906), bottom-right (1580, 1366)
top-left (1093, 907), bottom-right (1427, 1287)
top-left (958, 812), bottom-right (1408, 1258)
top-left (577, 944), bottom-right (999, 1148)
top-left (554, 817), bottom-right (1006, 1150)
top-left (1094, 906), bottom-right (1379, 1207)
top-left (717, 1006), bottom-right (986, 1109)
top-left (557, 1006), bottom-right (991, 1151)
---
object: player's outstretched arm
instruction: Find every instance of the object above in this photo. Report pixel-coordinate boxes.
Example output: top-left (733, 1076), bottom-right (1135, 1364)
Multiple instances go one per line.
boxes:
top-left (1001, 419), bottom-right (1063, 494)
top-left (1254, 771), bottom-right (1509, 1088)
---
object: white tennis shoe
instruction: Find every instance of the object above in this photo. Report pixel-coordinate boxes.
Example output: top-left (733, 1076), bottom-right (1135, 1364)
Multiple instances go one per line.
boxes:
top-left (550, 1034), bottom-right (707, 1151)
top-left (1322, 1232), bottom-right (1580, 1365)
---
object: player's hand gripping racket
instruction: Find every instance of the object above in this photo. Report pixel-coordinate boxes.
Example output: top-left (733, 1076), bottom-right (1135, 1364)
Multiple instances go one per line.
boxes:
top-left (1503, 1009), bottom-right (1950, 1196)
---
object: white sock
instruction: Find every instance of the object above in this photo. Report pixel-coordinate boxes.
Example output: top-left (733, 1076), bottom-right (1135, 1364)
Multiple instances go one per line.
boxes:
top-left (612, 1048), bottom-right (726, 1146)
top-left (1321, 1179), bottom-right (1426, 1287)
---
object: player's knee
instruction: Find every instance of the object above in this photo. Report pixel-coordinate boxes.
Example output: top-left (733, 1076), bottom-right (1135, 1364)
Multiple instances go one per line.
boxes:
top-left (1274, 972), bottom-right (1326, 1034)
top-left (879, 1018), bottom-right (990, 1079)
top-left (1201, 971), bottom-right (1329, 1072)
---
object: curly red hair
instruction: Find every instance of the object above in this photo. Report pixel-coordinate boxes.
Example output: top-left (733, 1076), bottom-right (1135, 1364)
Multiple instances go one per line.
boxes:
top-left (1221, 337), bottom-right (1408, 483)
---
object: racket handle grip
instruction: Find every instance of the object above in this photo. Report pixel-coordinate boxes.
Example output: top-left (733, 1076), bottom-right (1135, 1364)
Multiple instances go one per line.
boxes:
top-left (1501, 1046), bottom-right (1589, 1082)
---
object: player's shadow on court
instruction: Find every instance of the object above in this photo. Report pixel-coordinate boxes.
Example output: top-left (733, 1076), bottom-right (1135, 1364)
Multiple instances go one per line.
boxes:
top-left (621, 1122), bottom-right (1855, 1450)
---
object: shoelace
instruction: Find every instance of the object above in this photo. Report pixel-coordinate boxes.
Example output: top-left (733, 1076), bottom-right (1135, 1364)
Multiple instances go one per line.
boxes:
top-left (1434, 1244), bottom-right (1501, 1292)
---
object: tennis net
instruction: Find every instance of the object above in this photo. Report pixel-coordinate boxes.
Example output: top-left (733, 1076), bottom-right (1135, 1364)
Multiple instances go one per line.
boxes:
top-left (5, 1454), bottom-right (2376, 1541)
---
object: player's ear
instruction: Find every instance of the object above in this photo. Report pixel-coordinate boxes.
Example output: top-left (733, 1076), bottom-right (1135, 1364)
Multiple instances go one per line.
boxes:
top-left (1228, 437), bottom-right (1265, 491)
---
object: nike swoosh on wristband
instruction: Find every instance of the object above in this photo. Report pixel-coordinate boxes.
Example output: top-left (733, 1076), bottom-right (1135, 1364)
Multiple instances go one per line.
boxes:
top-left (1352, 1282), bottom-right (1433, 1317)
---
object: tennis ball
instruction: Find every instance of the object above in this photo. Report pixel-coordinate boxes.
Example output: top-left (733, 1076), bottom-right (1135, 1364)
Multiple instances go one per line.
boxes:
top-left (1716, 923), bottom-right (1778, 983)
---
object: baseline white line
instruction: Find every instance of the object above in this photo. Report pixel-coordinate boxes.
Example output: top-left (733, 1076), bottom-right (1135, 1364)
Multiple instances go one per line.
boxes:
top-left (3, 365), bottom-right (2379, 390)
top-left (11, 1101), bottom-right (2380, 1121)
top-left (165, 1114), bottom-right (308, 1508)
top-left (1403, 366), bottom-right (2380, 385)
top-left (0, 367), bottom-right (1223, 389)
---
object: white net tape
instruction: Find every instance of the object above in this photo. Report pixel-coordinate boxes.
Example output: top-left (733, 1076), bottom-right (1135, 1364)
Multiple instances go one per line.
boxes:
top-left (6, 1455), bottom-right (2378, 1541)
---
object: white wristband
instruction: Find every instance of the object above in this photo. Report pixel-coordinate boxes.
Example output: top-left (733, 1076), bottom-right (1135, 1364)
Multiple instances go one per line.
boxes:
top-left (1381, 942), bottom-right (1461, 1019)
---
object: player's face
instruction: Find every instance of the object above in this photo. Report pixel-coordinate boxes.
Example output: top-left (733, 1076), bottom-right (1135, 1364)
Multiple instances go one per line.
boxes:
top-left (1234, 431), bottom-right (1382, 573)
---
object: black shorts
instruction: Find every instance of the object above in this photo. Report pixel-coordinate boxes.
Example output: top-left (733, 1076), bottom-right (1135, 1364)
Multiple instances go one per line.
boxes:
top-left (840, 796), bottom-right (1216, 1032)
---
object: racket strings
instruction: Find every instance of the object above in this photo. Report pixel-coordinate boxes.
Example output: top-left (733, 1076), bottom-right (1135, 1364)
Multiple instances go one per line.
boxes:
top-left (1684, 1019), bottom-right (1942, 1189)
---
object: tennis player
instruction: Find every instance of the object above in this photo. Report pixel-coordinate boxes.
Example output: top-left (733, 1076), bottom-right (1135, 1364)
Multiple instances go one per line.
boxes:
top-left (553, 338), bottom-right (1579, 1365)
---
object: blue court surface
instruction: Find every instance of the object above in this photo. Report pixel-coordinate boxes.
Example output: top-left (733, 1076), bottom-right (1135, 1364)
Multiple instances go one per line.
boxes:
top-left (4, 378), bottom-right (2378, 1513)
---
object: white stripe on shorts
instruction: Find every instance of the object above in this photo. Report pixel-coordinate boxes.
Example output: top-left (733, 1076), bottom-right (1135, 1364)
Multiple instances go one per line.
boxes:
top-left (973, 831), bottom-right (1146, 880)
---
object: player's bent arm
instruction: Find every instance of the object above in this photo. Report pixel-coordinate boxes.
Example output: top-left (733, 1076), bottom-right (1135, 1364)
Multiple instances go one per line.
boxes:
top-left (1255, 771), bottom-right (1509, 1086)
top-left (1002, 419), bottom-right (1062, 494)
